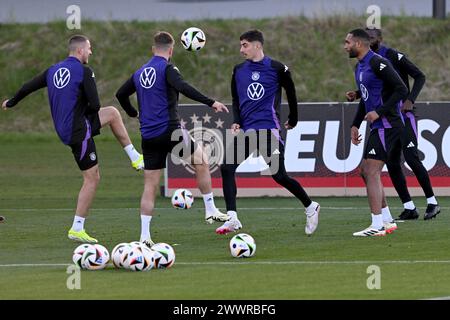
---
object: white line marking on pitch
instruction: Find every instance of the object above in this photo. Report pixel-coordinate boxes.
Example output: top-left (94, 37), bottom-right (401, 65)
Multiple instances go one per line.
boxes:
top-left (0, 264), bottom-right (71, 268)
top-left (422, 296), bottom-right (450, 300)
top-left (177, 260), bottom-right (450, 265)
top-left (2, 207), bottom-right (448, 212)
top-left (1, 260), bottom-right (450, 268)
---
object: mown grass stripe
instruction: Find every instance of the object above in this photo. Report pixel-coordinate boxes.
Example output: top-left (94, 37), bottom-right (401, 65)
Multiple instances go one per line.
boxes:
top-left (2, 260), bottom-right (450, 268)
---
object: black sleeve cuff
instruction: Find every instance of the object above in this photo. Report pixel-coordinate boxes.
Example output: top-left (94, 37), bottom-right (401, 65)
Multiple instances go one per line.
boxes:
top-left (6, 99), bottom-right (15, 108)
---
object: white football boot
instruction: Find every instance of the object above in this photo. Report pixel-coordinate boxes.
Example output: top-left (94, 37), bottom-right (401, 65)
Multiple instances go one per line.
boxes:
top-left (215, 218), bottom-right (242, 235)
top-left (353, 226), bottom-right (386, 237)
top-left (131, 154), bottom-right (144, 171)
top-left (305, 201), bottom-right (320, 235)
top-left (383, 220), bottom-right (398, 234)
top-left (205, 210), bottom-right (230, 224)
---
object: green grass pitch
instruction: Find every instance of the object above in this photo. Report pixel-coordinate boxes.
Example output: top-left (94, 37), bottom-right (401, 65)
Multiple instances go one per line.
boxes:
top-left (0, 134), bottom-right (449, 299)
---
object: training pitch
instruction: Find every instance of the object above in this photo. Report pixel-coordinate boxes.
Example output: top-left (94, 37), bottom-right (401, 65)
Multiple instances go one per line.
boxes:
top-left (0, 134), bottom-right (449, 299)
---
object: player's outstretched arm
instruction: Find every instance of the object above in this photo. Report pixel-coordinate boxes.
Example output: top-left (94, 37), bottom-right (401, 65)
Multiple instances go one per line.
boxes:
top-left (211, 101), bottom-right (229, 113)
top-left (115, 75), bottom-right (139, 117)
top-left (4, 70), bottom-right (48, 109)
top-left (165, 64), bottom-right (216, 108)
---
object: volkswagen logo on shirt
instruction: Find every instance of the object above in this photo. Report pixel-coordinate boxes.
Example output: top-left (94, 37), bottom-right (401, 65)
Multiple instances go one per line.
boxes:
top-left (360, 84), bottom-right (369, 101)
top-left (247, 82), bottom-right (265, 101)
top-left (53, 68), bottom-right (71, 89)
top-left (139, 67), bottom-right (156, 89)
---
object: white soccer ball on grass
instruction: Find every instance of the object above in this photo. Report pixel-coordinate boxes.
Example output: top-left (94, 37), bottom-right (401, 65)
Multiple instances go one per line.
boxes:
top-left (229, 233), bottom-right (256, 258)
top-left (81, 244), bottom-right (110, 270)
top-left (151, 242), bottom-right (176, 269)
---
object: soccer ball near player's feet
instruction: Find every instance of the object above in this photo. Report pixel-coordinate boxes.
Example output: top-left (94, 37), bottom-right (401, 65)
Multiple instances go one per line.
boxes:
top-left (230, 233), bottom-right (256, 258)
top-left (151, 243), bottom-right (176, 269)
top-left (126, 246), bottom-right (153, 271)
top-left (180, 27), bottom-right (206, 51)
top-left (171, 188), bottom-right (194, 209)
top-left (72, 244), bottom-right (95, 268)
top-left (81, 244), bottom-right (110, 270)
top-left (111, 242), bottom-right (132, 268)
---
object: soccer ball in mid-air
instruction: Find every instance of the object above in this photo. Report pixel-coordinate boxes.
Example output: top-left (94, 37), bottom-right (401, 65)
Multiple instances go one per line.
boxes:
top-left (229, 233), bottom-right (256, 258)
top-left (151, 242), bottom-right (176, 269)
top-left (171, 188), bottom-right (194, 209)
top-left (81, 244), bottom-right (110, 270)
top-left (180, 27), bottom-right (206, 51)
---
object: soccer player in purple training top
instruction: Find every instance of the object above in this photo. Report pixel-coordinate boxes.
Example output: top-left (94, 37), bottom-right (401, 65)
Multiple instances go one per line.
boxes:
top-left (216, 29), bottom-right (320, 236)
top-left (346, 28), bottom-right (440, 221)
top-left (344, 29), bottom-right (408, 236)
top-left (116, 31), bottom-right (230, 247)
top-left (2, 35), bottom-right (144, 243)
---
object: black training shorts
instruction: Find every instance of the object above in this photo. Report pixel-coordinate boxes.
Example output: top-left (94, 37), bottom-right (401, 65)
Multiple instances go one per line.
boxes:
top-left (69, 115), bottom-right (101, 171)
top-left (364, 127), bottom-right (403, 162)
top-left (70, 136), bottom-right (98, 171)
top-left (141, 127), bottom-right (198, 170)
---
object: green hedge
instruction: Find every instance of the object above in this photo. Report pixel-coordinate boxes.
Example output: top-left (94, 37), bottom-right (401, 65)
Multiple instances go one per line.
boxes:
top-left (1, 16), bottom-right (448, 132)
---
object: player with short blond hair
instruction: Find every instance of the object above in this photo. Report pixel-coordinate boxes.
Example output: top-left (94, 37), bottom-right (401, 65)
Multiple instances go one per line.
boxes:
top-left (2, 35), bottom-right (144, 243)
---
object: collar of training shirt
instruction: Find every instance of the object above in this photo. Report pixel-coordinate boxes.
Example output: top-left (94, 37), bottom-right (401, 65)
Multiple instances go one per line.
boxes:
top-left (67, 56), bottom-right (82, 64)
top-left (359, 49), bottom-right (375, 64)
